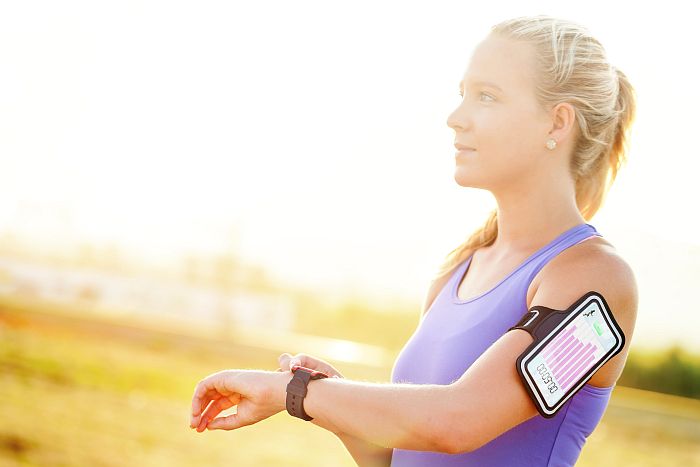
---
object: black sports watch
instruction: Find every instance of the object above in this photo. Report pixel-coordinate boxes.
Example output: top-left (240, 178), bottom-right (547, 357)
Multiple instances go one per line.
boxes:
top-left (286, 365), bottom-right (329, 421)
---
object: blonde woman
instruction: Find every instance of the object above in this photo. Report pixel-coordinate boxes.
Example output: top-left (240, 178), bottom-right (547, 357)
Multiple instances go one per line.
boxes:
top-left (189, 15), bottom-right (638, 466)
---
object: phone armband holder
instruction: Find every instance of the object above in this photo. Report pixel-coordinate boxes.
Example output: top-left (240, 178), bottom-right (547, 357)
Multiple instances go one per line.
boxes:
top-left (509, 291), bottom-right (625, 418)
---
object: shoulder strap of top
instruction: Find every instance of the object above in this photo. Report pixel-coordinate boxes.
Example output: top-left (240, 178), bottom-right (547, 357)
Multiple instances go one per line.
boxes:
top-left (522, 223), bottom-right (602, 275)
top-left (539, 223), bottom-right (601, 259)
top-left (515, 222), bottom-right (603, 310)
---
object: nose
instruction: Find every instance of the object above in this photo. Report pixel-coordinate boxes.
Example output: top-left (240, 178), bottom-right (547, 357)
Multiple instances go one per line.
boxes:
top-left (446, 105), bottom-right (472, 133)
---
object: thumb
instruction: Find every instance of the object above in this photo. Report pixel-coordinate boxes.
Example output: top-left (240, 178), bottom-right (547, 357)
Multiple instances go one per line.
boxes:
top-left (207, 413), bottom-right (241, 431)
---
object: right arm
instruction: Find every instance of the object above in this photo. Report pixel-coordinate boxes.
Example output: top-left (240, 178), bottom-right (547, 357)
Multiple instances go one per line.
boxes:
top-left (279, 353), bottom-right (394, 466)
top-left (279, 275), bottom-right (448, 466)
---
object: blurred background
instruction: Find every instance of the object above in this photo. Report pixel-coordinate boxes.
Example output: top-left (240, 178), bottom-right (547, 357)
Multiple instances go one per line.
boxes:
top-left (1, 1), bottom-right (698, 466)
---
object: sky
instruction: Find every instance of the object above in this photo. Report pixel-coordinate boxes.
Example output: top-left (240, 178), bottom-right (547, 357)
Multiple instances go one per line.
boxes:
top-left (0, 1), bottom-right (698, 350)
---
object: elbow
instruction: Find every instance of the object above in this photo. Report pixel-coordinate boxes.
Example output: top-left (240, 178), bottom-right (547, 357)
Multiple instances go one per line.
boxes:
top-left (439, 412), bottom-right (489, 454)
top-left (441, 435), bottom-right (475, 455)
top-left (404, 412), bottom-right (462, 454)
top-left (421, 414), bottom-right (474, 455)
top-left (429, 393), bottom-right (478, 455)
top-left (439, 415), bottom-right (493, 454)
top-left (407, 385), bottom-right (479, 454)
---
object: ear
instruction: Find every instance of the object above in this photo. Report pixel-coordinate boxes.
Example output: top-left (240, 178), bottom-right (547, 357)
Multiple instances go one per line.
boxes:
top-left (548, 102), bottom-right (577, 145)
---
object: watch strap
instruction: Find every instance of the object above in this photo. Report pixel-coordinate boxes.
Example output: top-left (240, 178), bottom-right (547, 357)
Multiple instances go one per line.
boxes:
top-left (286, 367), bottom-right (328, 421)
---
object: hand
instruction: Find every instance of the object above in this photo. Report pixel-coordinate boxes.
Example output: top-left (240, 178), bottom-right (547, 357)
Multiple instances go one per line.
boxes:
top-left (189, 369), bottom-right (290, 432)
top-left (276, 352), bottom-right (345, 379)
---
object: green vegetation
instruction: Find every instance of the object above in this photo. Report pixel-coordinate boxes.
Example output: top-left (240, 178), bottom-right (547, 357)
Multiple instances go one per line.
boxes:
top-left (1, 296), bottom-right (699, 466)
top-left (619, 345), bottom-right (700, 399)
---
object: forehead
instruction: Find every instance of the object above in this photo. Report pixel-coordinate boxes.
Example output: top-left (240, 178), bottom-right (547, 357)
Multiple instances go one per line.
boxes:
top-left (460, 35), bottom-right (537, 93)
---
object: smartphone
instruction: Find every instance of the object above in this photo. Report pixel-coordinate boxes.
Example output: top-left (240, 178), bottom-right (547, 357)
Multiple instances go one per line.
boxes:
top-left (516, 291), bottom-right (625, 418)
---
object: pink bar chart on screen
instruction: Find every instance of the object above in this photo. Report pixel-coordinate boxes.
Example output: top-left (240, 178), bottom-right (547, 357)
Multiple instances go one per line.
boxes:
top-left (542, 318), bottom-right (602, 391)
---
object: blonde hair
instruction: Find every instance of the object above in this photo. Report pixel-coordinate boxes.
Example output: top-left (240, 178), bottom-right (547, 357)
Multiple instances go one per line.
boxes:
top-left (432, 15), bottom-right (637, 286)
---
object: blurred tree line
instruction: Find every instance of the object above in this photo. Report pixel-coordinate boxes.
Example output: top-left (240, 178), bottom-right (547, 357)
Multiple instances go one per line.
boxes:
top-left (618, 345), bottom-right (700, 399)
top-left (295, 299), bottom-right (700, 399)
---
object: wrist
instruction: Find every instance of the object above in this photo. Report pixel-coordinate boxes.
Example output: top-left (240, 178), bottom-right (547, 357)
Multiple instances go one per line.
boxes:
top-left (286, 371), bottom-right (346, 436)
top-left (283, 366), bottom-right (332, 422)
top-left (275, 370), bottom-right (295, 414)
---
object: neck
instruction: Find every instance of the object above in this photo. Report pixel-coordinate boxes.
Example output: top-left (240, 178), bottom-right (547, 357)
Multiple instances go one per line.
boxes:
top-left (489, 176), bottom-right (586, 253)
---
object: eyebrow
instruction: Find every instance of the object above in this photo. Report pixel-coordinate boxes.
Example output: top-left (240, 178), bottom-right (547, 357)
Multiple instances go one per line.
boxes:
top-left (459, 80), bottom-right (503, 92)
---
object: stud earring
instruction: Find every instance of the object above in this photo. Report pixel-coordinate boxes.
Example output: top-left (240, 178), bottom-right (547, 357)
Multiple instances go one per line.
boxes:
top-left (546, 138), bottom-right (557, 150)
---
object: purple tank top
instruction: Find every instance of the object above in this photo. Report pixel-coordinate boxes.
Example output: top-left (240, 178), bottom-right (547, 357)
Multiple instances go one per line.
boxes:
top-left (390, 223), bottom-right (614, 466)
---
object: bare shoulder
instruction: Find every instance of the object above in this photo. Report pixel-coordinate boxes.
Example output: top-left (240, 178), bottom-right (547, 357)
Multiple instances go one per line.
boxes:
top-left (534, 236), bottom-right (637, 304)
top-left (529, 237), bottom-right (639, 387)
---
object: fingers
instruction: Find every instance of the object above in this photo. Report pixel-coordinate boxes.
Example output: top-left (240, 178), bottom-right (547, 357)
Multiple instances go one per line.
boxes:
top-left (278, 352), bottom-right (304, 371)
top-left (191, 381), bottom-right (210, 420)
top-left (278, 353), bottom-right (291, 370)
top-left (277, 353), bottom-right (287, 370)
top-left (190, 371), bottom-right (237, 428)
top-left (206, 399), bottom-right (257, 431)
top-left (196, 396), bottom-right (238, 432)
top-left (191, 386), bottom-right (219, 421)
top-left (199, 391), bottom-right (221, 417)
top-left (278, 352), bottom-right (344, 378)
top-left (198, 398), bottom-right (229, 431)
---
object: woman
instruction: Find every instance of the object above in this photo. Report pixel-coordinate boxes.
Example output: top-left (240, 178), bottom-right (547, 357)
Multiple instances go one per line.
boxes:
top-left (189, 15), bottom-right (638, 466)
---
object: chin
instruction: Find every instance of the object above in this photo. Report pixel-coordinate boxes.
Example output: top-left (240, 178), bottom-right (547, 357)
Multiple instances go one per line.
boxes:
top-left (454, 168), bottom-right (493, 191)
top-left (454, 171), bottom-right (478, 188)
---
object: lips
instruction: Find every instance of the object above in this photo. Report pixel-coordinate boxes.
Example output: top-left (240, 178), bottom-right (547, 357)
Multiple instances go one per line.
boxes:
top-left (454, 143), bottom-right (476, 151)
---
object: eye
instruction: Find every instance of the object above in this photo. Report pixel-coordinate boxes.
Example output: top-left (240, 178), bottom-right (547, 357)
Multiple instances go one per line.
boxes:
top-left (457, 91), bottom-right (495, 102)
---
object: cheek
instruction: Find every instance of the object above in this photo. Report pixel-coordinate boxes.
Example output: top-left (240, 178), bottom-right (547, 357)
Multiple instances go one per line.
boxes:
top-left (481, 111), bottom-right (540, 164)
top-left (456, 111), bottom-right (542, 188)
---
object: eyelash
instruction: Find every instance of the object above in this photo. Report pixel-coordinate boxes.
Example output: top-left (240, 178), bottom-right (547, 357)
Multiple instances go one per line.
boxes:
top-left (459, 91), bottom-right (495, 102)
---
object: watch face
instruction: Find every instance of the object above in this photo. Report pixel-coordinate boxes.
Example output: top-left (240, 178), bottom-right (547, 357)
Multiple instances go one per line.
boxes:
top-left (292, 365), bottom-right (329, 378)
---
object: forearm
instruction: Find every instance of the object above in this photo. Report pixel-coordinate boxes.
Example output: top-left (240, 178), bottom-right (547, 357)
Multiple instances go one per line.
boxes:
top-left (276, 373), bottom-right (456, 453)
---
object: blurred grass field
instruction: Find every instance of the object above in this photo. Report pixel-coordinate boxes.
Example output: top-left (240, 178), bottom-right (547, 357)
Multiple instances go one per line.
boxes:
top-left (1, 296), bottom-right (699, 466)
